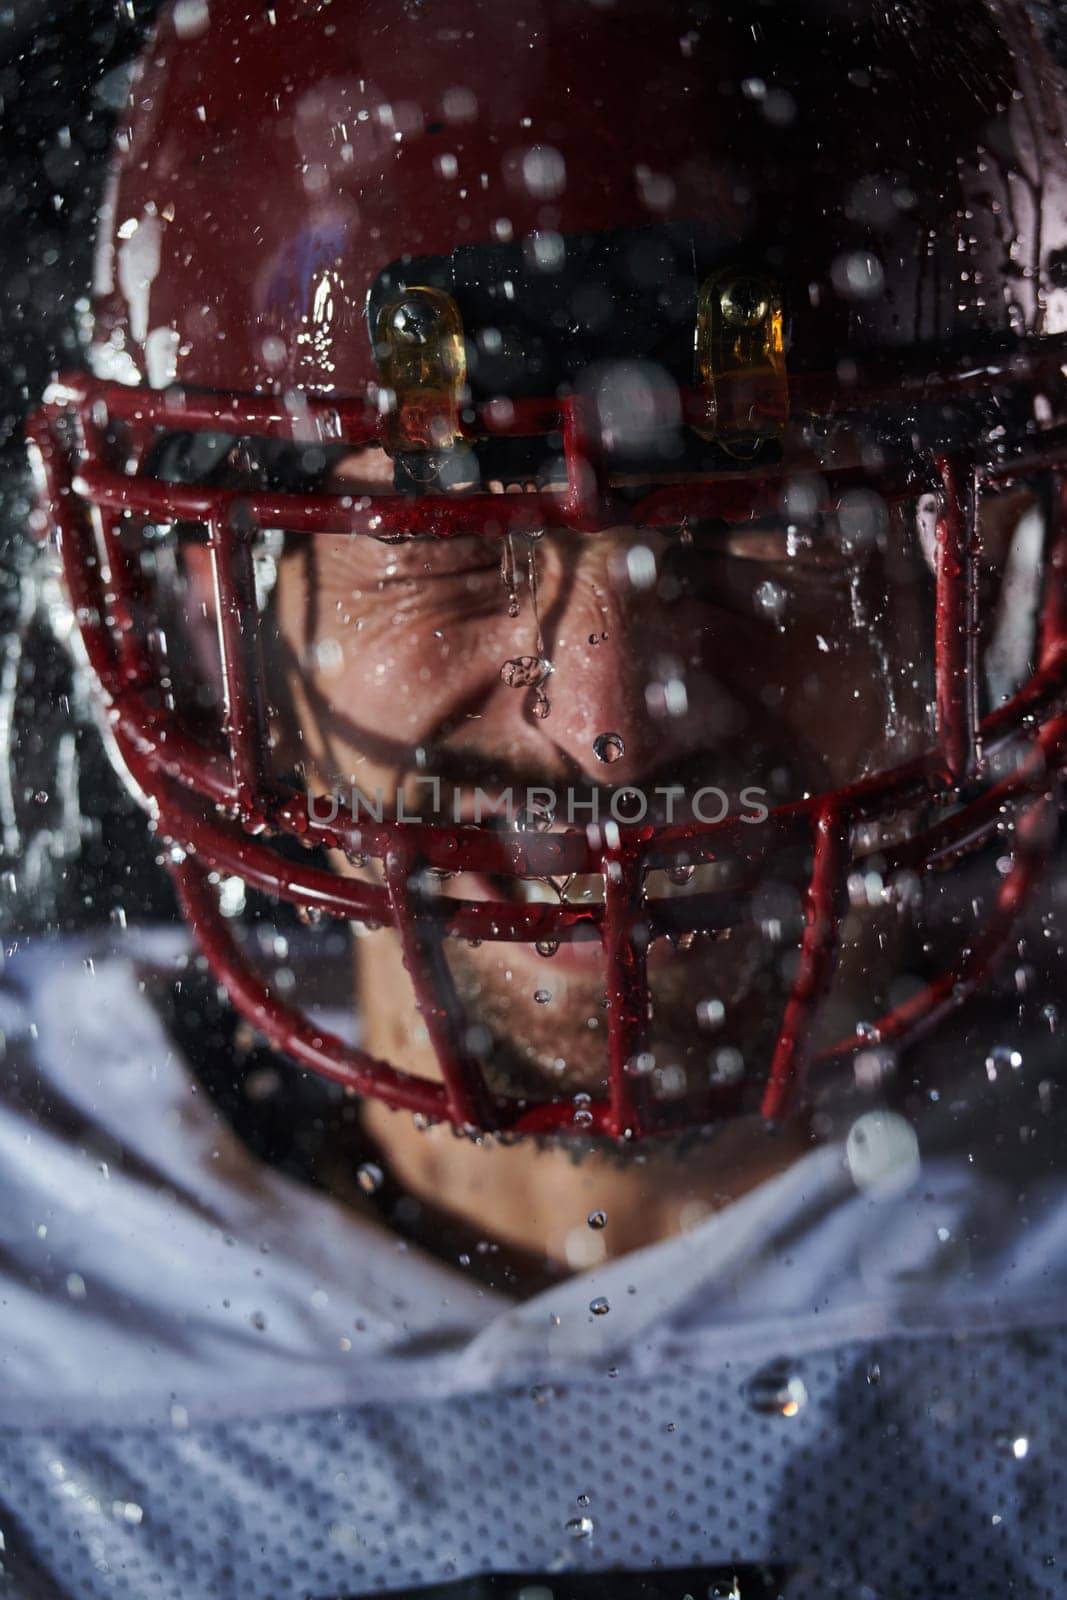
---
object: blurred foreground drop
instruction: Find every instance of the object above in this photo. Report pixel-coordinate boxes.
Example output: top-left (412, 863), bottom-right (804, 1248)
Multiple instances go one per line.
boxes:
top-left (746, 1361), bottom-right (808, 1418)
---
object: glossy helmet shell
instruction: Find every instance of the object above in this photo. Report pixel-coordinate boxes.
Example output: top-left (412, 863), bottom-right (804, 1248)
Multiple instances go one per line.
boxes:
top-left (30, 0), bottom-right (1067, 1136)
top-left (92, 0), bottom-right (1067, 388)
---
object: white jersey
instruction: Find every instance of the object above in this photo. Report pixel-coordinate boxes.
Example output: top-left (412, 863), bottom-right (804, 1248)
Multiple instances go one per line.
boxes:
top-left (0, 929), bottom-right (1065, 1598)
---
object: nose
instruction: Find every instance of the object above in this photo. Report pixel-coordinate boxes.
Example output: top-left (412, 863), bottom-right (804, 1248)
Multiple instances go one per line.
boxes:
top-left (531, 532), bottom-right (702, 787)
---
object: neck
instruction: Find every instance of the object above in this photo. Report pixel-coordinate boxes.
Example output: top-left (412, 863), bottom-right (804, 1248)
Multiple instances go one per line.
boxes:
top-left (350, 932), bottom-right (812, 1287)
top-left (357, 1096), bottom-right (813, 1285)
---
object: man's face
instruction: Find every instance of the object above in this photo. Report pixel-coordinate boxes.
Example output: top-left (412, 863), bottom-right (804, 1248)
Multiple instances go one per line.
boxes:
top-left (266, 435), bottom-right (940, 1111)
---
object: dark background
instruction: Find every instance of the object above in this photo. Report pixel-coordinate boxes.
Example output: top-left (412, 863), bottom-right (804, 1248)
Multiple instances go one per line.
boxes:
top-left (0, 0), bottom-right (166, 933)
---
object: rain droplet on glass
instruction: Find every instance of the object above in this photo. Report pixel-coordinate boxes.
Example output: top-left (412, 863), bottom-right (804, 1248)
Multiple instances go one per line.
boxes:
top-left (356, 1162), bottom-right (384, 1195)
top-left (565, 1514), bottom-right (595, 1539)
top-left (499, 654), bottom-right (552, 688)
top-left (696, 997), bottom-right (725, 1030)
top-left (593, 731), bottom-right (625, 764)
top-left (745, 1361), bottom-right (808, 1417)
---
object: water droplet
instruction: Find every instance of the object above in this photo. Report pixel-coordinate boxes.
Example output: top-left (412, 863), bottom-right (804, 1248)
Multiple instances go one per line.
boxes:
top-left (650, 1062), bottom-right (686, 1100)
top-left (646, 675), bottom-right (687, 720)
top-left (709, 1046), bottom-right (744, 1085)
top-left (845, 1109), bottom-right (920, 1190)
top-left (625, 1049), bottom-right (656, 1077)
top-left (534, 988), bottom-right (552, 1004)
top-left (754, 578), bottom-right (787, 626)
top-left (500, 654), bottom-right (552, 688)
top-left (985, 1044), bottom-right (1023, 1081)
top-left (356, 1162), bottom-right (384, 1195)
top-left (587, 1209), bottom-right (607, 1230)
top-left (589, 1296), bottom-right (610, 1316)
top-left (535, 938), bottom-right (560, 958)
top-left (624, 545), bottom-right (657, 589)
top-left (667, 862), bottom-right (695, 886)
top-left (746, 1361), bottom-right (808, 1417)
top-left (565, 1514), bottom-right (595, 1539)
top-left (593, 731), bottom-right (625, 764)
top-left (696, 997), bottom-right (725, 1030)
top-left (572, 1092), bottom-right (594, 1128)
top-left (516, 799), bottom-right (555, 833)
top-left (500, 532), bottom-right (520, 615)
top-left (576, 1491), bottom-right (591, 1507)
top-left (531, 688), bottom-right (551, 719)
top-left (521, 144), bottom-right (566, 199)
top-left (831, 249), bottom-right (886, 301)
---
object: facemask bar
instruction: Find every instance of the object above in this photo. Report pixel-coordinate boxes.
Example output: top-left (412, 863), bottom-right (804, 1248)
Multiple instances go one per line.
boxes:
top-left (27, 351), bottom-right (1067, 1137)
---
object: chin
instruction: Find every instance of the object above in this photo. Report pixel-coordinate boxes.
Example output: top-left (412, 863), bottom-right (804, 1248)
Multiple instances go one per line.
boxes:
top-left (448, 930), bottom-right (789, 1107)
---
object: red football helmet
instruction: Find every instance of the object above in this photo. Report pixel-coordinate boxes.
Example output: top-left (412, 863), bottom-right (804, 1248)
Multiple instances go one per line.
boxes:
top-left (29, 0), bottom-right (1067, 1138)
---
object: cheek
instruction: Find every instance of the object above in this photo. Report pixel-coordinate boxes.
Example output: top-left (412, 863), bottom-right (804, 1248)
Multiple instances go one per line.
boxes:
top-left (777, 583), bottom-right (932, 772)
top-left (680, 573), bottom-right (932, 779)
top-left (279, 588), bottom-right (517, 763)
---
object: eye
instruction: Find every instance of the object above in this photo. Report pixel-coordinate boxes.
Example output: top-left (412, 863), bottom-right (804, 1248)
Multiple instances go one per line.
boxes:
top-left (392, 534), bottom-right (503, 578)
top-left (311, 532), bottom-right (502, 592)
top-left (657, 517), bottom-right (878, 619)
top-left (680, 517), bottom-right (876, 573)
top-left (728, 525), bottom-right (858, 569)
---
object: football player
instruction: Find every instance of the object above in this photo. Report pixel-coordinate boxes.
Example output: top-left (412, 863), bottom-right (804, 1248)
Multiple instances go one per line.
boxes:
top-left (4, 0), bottom-right (1067, 1594)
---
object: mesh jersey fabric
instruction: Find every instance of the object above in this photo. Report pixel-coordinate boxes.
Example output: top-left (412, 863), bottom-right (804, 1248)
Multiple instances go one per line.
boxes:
top-left (1, 1328), bottom-right (1066, 1600)
top-left (0, 930), bottom-right (1063, 1598)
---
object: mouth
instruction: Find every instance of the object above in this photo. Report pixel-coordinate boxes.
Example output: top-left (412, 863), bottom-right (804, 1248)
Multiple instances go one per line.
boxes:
top-left (498, 857), bottom-right (746, 903)
top-left (442, 856), bottom-right (783, 1100)
top-left (436, 857), bottom-right (750, 970)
